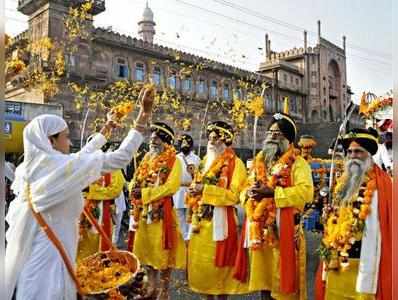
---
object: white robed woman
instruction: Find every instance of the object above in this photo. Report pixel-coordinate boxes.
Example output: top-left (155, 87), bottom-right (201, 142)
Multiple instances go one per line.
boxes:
top-left (5, 87), bottom-right (154, 300)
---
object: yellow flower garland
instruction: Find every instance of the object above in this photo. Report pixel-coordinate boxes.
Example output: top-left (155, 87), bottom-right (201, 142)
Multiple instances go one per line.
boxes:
top-left (321, 166), bottom-right (376, 268)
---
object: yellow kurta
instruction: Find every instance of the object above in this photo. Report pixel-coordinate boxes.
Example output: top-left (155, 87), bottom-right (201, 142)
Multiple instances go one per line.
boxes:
top-left (246, 155), bottom-right (313, 300)
top-left (133, 159), bottom-right (186, 270)
top-left (188, 157), bottom-right (249, 295)
top-left (325, 259), bottom-right (375, 300)
top-left (77, 170), bottom-right (125, 262)
top-left (86, 170), bottom-right (125, 200)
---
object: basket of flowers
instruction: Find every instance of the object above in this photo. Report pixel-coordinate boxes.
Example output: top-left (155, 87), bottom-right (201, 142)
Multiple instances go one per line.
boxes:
top-left (77, 207), bottom-right (147, 299)
top-left (77, 250), bottom-right (147, 299)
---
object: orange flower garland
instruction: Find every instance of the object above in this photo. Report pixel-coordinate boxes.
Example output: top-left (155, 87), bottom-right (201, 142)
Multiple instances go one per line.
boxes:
top-left (245, 145), bottom-right (298, 249)
top-left (185, 148), bottom-right (235, 233)
top-left (130, 144), bottom-right (176, 228)
top-left (320, 166), bottom-right (377, 268)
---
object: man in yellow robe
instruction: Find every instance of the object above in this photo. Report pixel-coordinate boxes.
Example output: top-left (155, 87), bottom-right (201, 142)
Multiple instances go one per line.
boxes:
top-left (317, 128), bottom-right (391, 300)
top-left (77, 167), bottom-right (125, 261)
top-left (186, 121), bottom-right (248, 299)
top-left (129, 122), bottom-right (185, 300)
top-left (236, 113), bottom-right (313, 300)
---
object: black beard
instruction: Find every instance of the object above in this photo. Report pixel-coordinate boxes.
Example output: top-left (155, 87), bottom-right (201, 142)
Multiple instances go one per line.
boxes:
top-left (181, 148), bottom-right (191, 155)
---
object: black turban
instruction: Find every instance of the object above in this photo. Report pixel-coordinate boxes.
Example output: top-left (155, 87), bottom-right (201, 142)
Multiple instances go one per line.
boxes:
top-left (268, 112), bottom-right (297, 143)
top-left (206, 121), bottom-right (234, 145)
top-left (342, 128), bottom-right (379, 155)
top-left (150, 122), bottom-right (175, 145)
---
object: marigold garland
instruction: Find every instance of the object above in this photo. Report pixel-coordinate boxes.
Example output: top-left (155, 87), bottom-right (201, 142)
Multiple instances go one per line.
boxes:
top-left (245, 145), bottom-right (298, 249)
top-left (185, 148), bottom-right (235, 233)
top-left (320, 166), bottom-right (377, 269)
top-left (130, 144), bottom-right (176, 228)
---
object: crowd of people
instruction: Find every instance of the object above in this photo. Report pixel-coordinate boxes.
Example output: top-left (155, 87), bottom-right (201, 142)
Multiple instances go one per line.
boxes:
top-left (5, 87), bottom-right (392, 300)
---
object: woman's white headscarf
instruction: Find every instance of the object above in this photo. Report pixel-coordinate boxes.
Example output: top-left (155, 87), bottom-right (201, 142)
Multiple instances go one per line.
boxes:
top-left (6, 114), bottom-right (104, 300)
top-left (11, 114), bottom-right (68, 196)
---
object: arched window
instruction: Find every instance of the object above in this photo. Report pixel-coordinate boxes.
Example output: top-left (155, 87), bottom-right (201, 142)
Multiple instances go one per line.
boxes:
top-left (182, 76), bottom-right (193, 91)
top-left (223, 83), bottom-right (230, 100)
top-left (196, 78), bottom-right (206, 94)
top-left (152, 66), bottom-right (162, 86)
top-left (168, 70), bottom-right (177, 89)
top-left (114, 57), bottom-right (129, 79)
top-left (135, 62), bottom-right (145, 81)
top-left (210, 80), bottom-right (218, 98)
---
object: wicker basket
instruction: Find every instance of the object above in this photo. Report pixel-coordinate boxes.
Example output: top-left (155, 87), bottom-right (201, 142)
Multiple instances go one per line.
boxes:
top-left (77, 250), bottom-right (141, 297)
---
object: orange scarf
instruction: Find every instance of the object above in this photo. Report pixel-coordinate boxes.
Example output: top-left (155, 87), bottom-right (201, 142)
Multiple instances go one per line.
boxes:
top-left (214, 148), bottom-right (238, 267)
top-left (100, 173), bottom-right (113, 251)
top-left (375, 165), bottom-right (391, 300)
top-left (159, 155), bottom-right (177, 250)
top-left (233, 218), bottom-right (248, 281)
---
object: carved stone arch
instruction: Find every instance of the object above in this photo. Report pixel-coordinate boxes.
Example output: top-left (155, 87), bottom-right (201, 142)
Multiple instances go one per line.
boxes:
top-left (328, 59), bottom-right (341, 119)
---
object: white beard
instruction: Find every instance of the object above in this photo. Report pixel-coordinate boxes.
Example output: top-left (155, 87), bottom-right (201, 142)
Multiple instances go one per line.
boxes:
top-left (204, 149), bottom-right (218, 172)
top-left (262, 137), bottom-right (290, 167)
top-left (204, 144), bottom-right (225, 172)
top-left (338, 156), bottom-right (373, 203)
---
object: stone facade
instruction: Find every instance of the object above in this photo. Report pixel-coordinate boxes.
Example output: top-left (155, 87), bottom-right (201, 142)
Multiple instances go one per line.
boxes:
top-left (6, 0), bottom-right (362, 156)
top-left (258, 22), bottom-right (352, 124)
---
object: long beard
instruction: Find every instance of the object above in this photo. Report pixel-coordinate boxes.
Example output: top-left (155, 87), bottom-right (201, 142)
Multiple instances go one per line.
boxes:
top-left (337, 156), bottom-right (373, 203)
top-left (262, 138), bottom-right (289, 166)
top-left (149, 144), bottom-right (163, 158)
top-left (205, 146), bottom-right (223, 172)
top-left (262, 143), bottom-right (279, 166)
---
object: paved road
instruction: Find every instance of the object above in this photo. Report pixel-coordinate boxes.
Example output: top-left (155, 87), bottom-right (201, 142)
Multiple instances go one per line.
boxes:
top-left (118, 220), bottom-right (322, 300)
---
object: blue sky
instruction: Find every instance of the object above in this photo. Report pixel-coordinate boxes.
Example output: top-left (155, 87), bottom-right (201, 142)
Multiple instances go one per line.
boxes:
top-left (6, 0), bottom-right (392, 100)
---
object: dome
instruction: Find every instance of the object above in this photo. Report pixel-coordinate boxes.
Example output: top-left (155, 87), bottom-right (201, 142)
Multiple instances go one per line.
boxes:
top-left (142, 2), bottom-right (154, 22)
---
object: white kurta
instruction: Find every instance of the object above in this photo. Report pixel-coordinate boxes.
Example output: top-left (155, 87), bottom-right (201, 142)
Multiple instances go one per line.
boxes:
top-left (6, 128), bottom-right (143, 300)
top-left (173, 151), bottom-right (200, 209)
top-left (173, 151), bottom-right (200, 240)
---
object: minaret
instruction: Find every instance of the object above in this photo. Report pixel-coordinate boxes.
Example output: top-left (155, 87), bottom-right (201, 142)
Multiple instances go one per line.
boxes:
top-left (138, 1), bottom-right (156, 43)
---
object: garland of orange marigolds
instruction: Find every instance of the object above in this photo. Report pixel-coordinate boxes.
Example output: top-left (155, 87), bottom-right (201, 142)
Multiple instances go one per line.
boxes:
top-left (185, 148), bottom-right (235, 233)
top-left (245, 145), bottom-right (298, 249)
top-left (130, 144), bottom-right (176, 229)
top-left (320, 166), bottom-right (377, 269)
